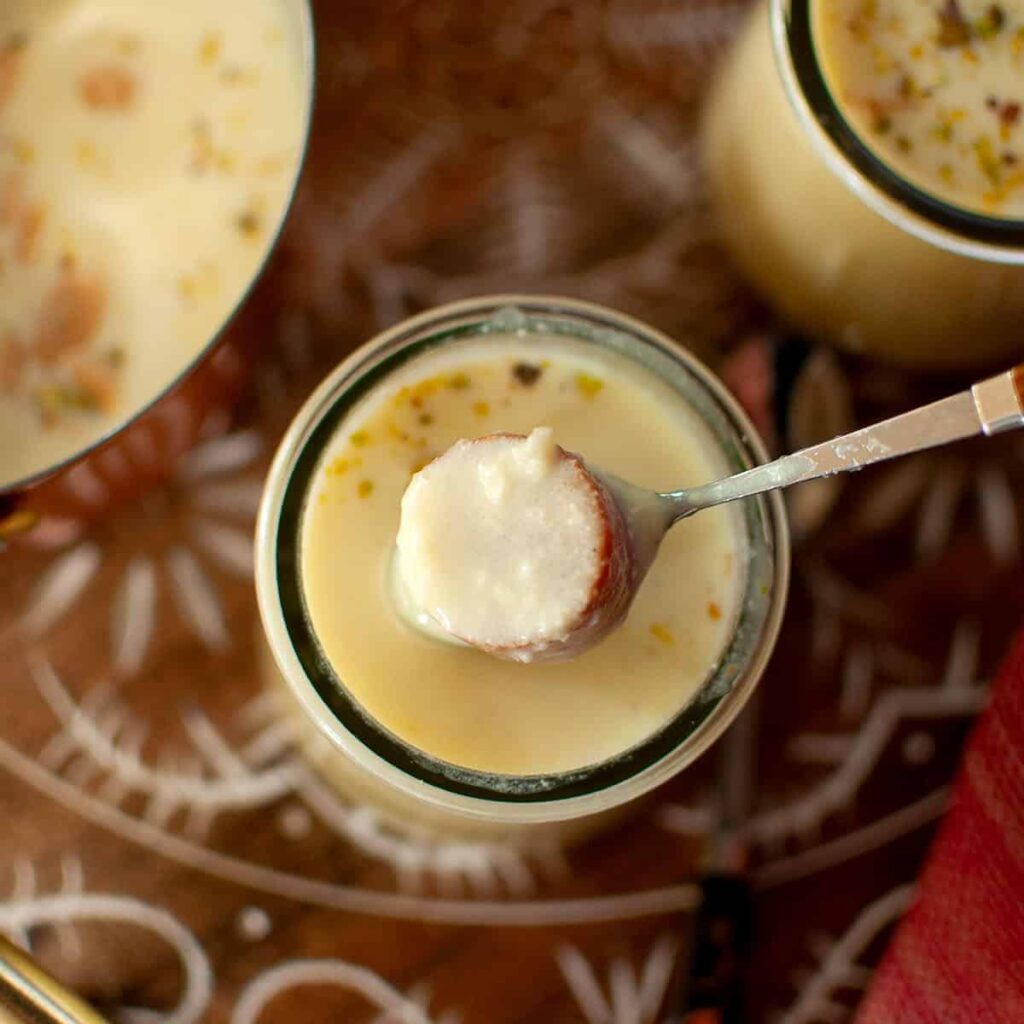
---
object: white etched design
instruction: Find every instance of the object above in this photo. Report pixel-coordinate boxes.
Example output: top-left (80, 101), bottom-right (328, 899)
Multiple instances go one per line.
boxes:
top-left (606, 0), bottom-right (745, 62)
top-left (235, 697), bottom-right (567, 899)
top-left (753, 788), bottom-right (949, 890)
top-left (778, 886), bottom-right (912, 1024)
top-left (31, 655), bottom-right (292, 831)
top-left (235, 906), bottom-right (272, 943)
top-left (594, 102), bottom-right (698, 206)
top-left (232, 958), bottom-right (459, 1024)
top-left (22, 543), bottom-right (102, 638)
top-left (556, 933), bottom-right (679, 1024)
top-left (977, 464), bottom-right (1020, 567)
top-left (0, 862), bottom-right (212, 1024)
top-left (659, 625), bottom-right (985, 874)
top-left (915, 465), bottom-right (966, 562)
top-left (178, 430), bottom-right (263, 482)
top-left (0, 723), bottom-right (700, 924)
top-left (13, 655), bottom-right (700, 925)
top-left (111, 557), bottom-right (158, 678)
top-left (19, 430), bottom-right (266, 670)
top-left (167, 546), bottom-right (230, 652)
top-left (747, 680), bottom-right (983, 853)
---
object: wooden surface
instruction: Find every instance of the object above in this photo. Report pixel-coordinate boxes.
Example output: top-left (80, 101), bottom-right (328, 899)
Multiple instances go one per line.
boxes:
top-left (2, 2), bottom-right (1024, 1021)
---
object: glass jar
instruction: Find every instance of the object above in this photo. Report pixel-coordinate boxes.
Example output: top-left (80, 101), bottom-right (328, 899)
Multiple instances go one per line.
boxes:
top-left (702, 1), bottom-right (1024, 371)
top-left (255, 296), bottom-right (789, 842)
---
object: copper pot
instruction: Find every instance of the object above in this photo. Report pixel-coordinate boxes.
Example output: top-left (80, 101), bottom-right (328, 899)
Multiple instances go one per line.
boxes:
top-left (0, 0), bottom-right (315, 552)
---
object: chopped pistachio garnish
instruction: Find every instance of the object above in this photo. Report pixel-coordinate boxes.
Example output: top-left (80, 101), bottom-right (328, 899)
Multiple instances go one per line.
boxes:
top-left (575, 373), bottom-right (604, 398)
top-left (974, 135), bottom-right (1002, 183)
top-left (327, 455), bottom-right (361, 476)
top-left (975, 4), bottom-right (1006, 39)
top-left (357, 479), bottom-right (374, 498)
top-left (818, 0), bottom-right (1024, 215)
top-left (35, 382), bottom-right (101, 420)
top-left (349, 430), bottom-right (370, 447)
top-left (116, 35), bottom-right (141, 58)
top-left (235, 209), bottom-right (262, 238)
top-left (0, 334), bottom-right (24, 391)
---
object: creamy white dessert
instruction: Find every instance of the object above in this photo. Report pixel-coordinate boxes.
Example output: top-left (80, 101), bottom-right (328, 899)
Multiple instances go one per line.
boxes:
top-left (702, 1), bottom-right (1024, 369)
top-left (396, 427), bottom-right (636, 661)
top-left (816, 0), bottom-right (1024, 218)
top-left (300, 334), bottom-right (744, 776)
top-left (0, 0), bottom-right (306, 486)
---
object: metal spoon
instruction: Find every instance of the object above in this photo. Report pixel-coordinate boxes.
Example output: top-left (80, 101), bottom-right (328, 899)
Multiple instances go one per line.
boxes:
top-left (396, 364), bottom-right (1024, 661)
top-left (657, 364), bottom-right (1024, 524)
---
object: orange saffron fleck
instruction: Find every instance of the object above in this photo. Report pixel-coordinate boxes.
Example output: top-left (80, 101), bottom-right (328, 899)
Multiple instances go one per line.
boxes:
top-left (0, 171), bottom-right (24, 226)
top-left (0, 39), bottom-right (25, 112)
top-left (707, 601), bottom-right (722, 621)
top-left (15, 202), bottom-right (45, 264)
top-left (650, 623), bottom-right (675, 645)
top-left (0, 333), bottom-right (24, 392)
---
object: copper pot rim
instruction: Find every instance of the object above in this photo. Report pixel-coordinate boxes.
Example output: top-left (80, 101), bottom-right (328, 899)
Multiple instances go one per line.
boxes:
top-left (0, 0), bottom-right (317, 499)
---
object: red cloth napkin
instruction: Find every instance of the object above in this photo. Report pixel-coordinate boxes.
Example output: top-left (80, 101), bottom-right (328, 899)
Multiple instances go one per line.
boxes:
top-left (856, 630), bottom-right (1024, 1022)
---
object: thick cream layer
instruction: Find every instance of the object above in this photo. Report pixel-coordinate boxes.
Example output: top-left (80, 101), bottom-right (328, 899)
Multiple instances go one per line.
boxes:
top-left (300, 335), bottom-right (743, 776)
top-left (397, 428), bottom-right (608, 655)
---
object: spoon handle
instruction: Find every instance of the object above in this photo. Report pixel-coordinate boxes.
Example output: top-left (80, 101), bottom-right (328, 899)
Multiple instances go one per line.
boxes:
top-left (667, 364), bottom-right (1024, 520)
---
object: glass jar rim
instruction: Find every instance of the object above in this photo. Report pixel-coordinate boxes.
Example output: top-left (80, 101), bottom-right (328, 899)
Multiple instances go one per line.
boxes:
top-left (773, 0), bottom-right (1024, 264)
top-left (256, 296), bottom-right (790, 825)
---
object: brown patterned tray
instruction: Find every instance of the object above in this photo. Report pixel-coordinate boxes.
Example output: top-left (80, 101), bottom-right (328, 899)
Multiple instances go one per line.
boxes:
top-left (2, 2), bottom-right (1022, 1021)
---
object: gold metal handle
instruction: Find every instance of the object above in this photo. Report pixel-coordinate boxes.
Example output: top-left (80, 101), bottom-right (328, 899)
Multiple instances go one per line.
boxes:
top-left (972, 363), bottom-right (1024, 435)
top-left (0, 936), bottom-right (108, 1024)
